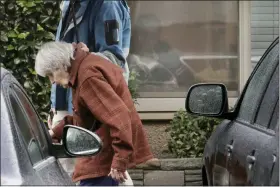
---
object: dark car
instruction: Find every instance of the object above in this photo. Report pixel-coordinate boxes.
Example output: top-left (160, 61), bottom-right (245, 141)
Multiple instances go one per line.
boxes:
top-left (185, 37), bottom-right (279, 186)
top-left (1, 68), bottom-right (102, 185)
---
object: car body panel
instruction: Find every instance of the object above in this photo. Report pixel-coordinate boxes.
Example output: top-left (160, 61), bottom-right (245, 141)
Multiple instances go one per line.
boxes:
top-left (203, 119), bottom-right (232, 185)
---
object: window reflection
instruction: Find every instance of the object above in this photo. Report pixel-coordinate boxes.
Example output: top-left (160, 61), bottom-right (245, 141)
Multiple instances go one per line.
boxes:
top-left (127, 1), bottom-right (239, 97)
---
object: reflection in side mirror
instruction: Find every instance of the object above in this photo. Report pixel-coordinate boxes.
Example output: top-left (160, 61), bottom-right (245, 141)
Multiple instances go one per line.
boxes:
top-left (62, 125), bottom-right (102, 157)
top-left (186, 84), bottom-right (228, 116)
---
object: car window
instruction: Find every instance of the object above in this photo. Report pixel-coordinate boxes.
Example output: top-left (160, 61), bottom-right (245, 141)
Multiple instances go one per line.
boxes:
top-left (269, 100), bottom-right (279, 131)
top-left (237, 43), bottom-right (279, 124)
top-left (255, 66), bottom-right (279, 128)
top-left (12, 84), bottom-right (49, 157)
top-left (8, 89), bottom-right (43, 165)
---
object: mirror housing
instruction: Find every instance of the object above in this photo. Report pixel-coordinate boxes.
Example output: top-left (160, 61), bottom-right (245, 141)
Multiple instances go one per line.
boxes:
top-left (185, 83), bottom-right (229, 117)
top-left (50, 125), bottom-right (102, 158)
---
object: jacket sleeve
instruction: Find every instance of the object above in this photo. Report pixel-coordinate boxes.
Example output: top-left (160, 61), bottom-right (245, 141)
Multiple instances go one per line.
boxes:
top-left (52, 115), bottom-right (74, 140)
top-left (93, 1), bottom-right (130, 64)
top-left (79, 75), bottom-right (133, 172)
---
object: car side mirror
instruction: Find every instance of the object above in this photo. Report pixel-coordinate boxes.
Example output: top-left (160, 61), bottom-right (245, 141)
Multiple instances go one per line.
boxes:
top-left (50, 125), bottom-right (102, 158)
top-left (185, 83), bottom-right (229, 117)
top-left (62, 125), bottom-right (102, 157)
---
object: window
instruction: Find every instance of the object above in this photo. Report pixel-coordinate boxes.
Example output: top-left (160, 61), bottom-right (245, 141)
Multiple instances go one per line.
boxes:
top-left (255, 65), bottom-right (279, 128)
top-left (238, 43), bottom-right (279, 123)
top-left (12, 85), bottom-right (49, 157)
top-left (9, 90), bottom-right (43, 165)
top-left (127, 1), bottom-right (239, 98)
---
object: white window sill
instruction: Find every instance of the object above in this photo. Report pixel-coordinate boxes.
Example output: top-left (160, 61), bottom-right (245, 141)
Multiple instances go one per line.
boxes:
top-left (136, 97), bottom-right (238, 120)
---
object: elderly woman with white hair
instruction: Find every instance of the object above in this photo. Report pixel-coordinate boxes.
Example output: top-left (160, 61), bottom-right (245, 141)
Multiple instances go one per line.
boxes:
top-left (35, 41), bottom-right (154, 186)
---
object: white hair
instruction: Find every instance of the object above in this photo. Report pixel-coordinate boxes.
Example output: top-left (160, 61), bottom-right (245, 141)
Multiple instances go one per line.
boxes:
top-left (35, 41), bottom-right (74, 77)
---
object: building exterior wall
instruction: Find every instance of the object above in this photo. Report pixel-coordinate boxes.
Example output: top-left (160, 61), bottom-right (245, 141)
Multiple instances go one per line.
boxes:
top-left (251, 0), bottom-right (279, 69)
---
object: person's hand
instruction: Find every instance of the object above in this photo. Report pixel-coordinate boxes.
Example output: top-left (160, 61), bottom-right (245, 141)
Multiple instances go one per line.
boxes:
top-left (47, 115), bottom-right (52, 129)
top-left (72, 42), bottom-right (89, 52)
top-left (49, 129), bottom-right (54, 137)
top-left (48, 129), bottom-right (59, 143)
top-left (108, 168), bottom-right (127, 183)
top-left (47, 108), bottom-right (56, 129)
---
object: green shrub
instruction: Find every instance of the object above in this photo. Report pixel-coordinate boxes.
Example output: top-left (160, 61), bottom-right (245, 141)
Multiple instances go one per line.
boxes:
top-left (1, 0), bottom-right (61, 121)
top-left (1, 0), bottom-right (139, 123)
top-left (167, 109), bottom-right (222, 158)
top-left (128, 70), bottom-right (140, 104)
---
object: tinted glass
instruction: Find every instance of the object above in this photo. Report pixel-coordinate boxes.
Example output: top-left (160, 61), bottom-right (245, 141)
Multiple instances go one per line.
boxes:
top-left (9, 93), bottom-right (33, 145)
top-left (12, 85), bottom-right (48, 156)
top-left (255, 66), bottom-right (279, 128)
top-left (9, 90), bottom-right (43, 165)
top-left (238, 43), bottom-right (279, 123)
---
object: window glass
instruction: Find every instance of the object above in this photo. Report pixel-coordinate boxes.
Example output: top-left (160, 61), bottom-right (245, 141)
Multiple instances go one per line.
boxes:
top-left (238, 43), bottom-right (279, 123)
top-left (9, 90), bottom-right (43, 165)
top-left (255, 66), bottom-right (279, 128)
top-left (12, 85), bottom-right (48, 156)
top-left (127, 1), bottom-right (239, 97)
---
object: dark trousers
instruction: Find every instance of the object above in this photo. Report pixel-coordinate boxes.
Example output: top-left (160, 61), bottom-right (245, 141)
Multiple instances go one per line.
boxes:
top-left (80, 177), bottom-right (119, 186)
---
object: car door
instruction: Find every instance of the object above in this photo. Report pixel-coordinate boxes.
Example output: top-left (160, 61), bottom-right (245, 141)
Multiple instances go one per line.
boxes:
top-left (227, 40), bottom-right (279, 185)
top-left (210, 39), bottom-right (279, 186)
top-left (211, 119), bottom-right (235, 186)
top-left (269, 116), bottom-right (279, 186)
top-left (248, 67), bottom-right (279, 186)
top-left (253, 98), bottom-right (279, 186)
top-left (7, 81), bottom-right (74, 185)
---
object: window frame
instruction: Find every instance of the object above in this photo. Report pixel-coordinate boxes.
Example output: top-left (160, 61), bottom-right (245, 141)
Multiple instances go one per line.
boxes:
top-left (254, 64), bottom-right (279, 128)
top-left (236, 42), bottom-right (278, 124)
top-left (234, 38), bottom-right (279, 125)
top-left (133, 1), bottom-right (252, 120)
top-left (7, 86), bottom-right (44, 165)
top-left (11, 84), bottom-right (50, 157)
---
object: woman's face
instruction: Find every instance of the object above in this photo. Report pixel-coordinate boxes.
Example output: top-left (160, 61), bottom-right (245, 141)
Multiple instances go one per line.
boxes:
top-left (48, 69), bottom-right (70, 88)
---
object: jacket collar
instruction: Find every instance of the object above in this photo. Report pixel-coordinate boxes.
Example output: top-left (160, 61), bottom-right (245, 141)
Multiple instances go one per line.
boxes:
top-left (69, 47), bottom-right (89, 87)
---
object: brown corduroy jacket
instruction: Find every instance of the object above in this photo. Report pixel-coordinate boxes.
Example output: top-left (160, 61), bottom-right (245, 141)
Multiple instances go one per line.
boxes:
top-left (52, 47), bottom-right (154, 182)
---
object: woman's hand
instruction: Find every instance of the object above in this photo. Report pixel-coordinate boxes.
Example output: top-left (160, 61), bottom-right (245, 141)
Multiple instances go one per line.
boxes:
top-left (47, 108), bottom-right (56, 129)
top-left (48, 129), bottom-right (59, 143)
top-left (72, 42), bottom-right (89, 52)
top-left (108, 168), bottom-right (128, 183)
top-left (49, 129), bottom-right (54, 137)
